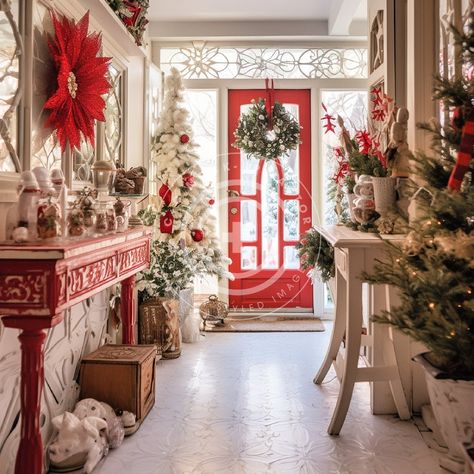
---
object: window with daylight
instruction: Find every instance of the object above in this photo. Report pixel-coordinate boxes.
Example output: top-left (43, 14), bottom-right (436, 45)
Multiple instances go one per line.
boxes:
top-left (183, 89), bottom-right (219, 294)
top-left (0, 0), bottom-right (21, 172)
top-left (321, 90), bottom-right (368, 225)
top-left (160, 43), bottom-right (368, 80)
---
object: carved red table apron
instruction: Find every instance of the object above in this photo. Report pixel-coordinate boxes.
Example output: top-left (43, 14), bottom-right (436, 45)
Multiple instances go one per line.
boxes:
top-left (0, 229), bottom-right (151, 474)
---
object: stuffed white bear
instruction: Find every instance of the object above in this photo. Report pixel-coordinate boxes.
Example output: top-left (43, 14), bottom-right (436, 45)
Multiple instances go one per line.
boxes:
top-left (73, 398), bottom-right (137, 448)
top-left (48, 412), bottom-right (108, 474)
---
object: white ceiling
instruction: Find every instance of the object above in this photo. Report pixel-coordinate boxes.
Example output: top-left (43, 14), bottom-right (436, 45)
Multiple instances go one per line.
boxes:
top-left (148, 0), bottom-right (368, 40)
top-left (148, 0), bottom-right (332, 22)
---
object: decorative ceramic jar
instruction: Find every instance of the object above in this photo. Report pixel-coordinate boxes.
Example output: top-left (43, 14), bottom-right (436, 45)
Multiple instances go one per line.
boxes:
top-left (414, 354), bottom-right (474, 474)
top-left (37, 198), bottom-right (61, 239)
top-left (371, 176), bottom-right (396, 217)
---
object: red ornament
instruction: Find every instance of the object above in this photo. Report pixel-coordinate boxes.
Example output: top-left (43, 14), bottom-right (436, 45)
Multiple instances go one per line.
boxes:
top-left (43, 12), bottom-right (111, 152)
top-left (180, 134), bottom-right (190, 144)
top-left (191, 229), bottom-right (204, 242)
top-left (160, 210), bottom-right (174, 234)
top-left (159, 183), bottom-right (172, 205)
top-left (208, 198), bottom-right (215, 205)
top-left (182, 173), bottom-right (195, 188)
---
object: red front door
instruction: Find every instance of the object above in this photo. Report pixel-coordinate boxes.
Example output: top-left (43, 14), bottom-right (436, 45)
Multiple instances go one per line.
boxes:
top-left (228, 89), bottom-right (313, 311)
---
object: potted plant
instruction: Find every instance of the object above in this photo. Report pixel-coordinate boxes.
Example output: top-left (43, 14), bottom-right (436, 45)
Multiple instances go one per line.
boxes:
top-left (348, 131), bottom-right (396, 217)
top-left (365, 15), bottom-right (474, 473)
top-left (137, 240), bottom-right (197, 358)
top-left (296, 228), bottom-right (335, 298)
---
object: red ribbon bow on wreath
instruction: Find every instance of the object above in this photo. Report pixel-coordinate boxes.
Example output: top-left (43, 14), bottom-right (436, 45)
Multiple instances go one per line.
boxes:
top-left (265, 78), bottom-right (275, 129)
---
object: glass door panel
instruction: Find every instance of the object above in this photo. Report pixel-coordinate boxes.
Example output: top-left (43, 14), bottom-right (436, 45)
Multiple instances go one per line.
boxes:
top-left (261, 160), bottom-right (279, 269)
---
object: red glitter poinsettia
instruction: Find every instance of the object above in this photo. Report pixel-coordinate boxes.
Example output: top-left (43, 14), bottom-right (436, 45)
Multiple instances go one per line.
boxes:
top-left (44, 11), bottom-right (111, 152)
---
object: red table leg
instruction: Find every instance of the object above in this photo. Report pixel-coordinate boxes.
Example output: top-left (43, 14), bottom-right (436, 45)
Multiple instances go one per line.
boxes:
top-left (2, 315), bottom-right (63, 474)
top-left (121, 275), bottom-right (136, 344)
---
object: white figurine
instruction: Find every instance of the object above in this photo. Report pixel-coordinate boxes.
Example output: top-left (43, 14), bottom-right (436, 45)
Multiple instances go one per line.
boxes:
top-left (73, 398), bottom-right (137, 446)
top-left (386, 107), bottom-right (412, 178)
top-left (48, 412), bottom-right (108, 474)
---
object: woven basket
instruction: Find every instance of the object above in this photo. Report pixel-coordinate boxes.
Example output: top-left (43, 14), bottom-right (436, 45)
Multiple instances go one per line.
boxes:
top-left (199, 295), bottom-right (228, 329)
top-left (139, 297), bottom-right (181, 359)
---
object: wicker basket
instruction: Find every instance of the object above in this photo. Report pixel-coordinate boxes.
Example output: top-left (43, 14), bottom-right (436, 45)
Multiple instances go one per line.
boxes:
top-left (199, 295), bottom-right (229, 329)
top-left (139, 297), bottom-right (181, 359)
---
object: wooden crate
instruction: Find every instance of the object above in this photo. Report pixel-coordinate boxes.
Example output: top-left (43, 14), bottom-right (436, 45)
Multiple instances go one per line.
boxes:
top-left (79, 344), bottom-right (156, 423)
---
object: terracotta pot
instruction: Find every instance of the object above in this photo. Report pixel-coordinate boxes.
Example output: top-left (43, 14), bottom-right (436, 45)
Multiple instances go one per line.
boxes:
top-left (414, 353), bottom-right (474, 473)
top-left (372, 176), bottom-right (396, 216)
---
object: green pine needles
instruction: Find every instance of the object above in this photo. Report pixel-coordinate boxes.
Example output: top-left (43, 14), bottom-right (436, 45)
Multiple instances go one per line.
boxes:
top-left (233, 99), bottom-right (301, 160)
top-left (364, 14), bottom-right (474, 377)
top-left (296, 228), bottom-right (335, 283)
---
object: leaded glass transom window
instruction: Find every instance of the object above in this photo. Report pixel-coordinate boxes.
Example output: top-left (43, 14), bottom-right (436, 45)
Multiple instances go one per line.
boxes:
top-left (160, 42), bottom-right (368, 80)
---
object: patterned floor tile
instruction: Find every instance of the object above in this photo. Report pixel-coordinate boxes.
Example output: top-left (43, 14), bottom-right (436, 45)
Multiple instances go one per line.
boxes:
top-left (95, 331), bottom-right (442, 474)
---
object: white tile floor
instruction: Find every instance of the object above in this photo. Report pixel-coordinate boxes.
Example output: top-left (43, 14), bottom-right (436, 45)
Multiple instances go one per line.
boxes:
top-left (95, 330), bottom-right (442, 474)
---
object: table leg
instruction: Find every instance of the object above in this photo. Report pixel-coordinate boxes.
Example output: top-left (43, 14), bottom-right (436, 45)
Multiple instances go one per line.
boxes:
top-left (327, 250), bottom-right (364, 436)
top-left (314, 269), bottom-right (346, 384)
top-left (121, 275), bottom-right (136, 344)
top-left (1, 315), bottom-right (62, 474)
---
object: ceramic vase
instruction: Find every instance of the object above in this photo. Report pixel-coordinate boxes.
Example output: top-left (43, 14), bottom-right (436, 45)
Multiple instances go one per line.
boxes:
top-left (179, 287), bottom-right (200, 343)
top-left (414, 354), bottom-right (474, 473)
top-left (371, 176), bottom-right (396, 217)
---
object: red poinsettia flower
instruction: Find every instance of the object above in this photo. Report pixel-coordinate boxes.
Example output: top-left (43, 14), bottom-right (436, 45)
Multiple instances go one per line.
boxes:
top-left (44, 12), bottom-right (111, 152)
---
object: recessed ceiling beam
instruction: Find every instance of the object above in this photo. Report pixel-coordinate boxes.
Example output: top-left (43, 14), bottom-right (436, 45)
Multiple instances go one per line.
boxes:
top-left (329, 0), bottom-right (364, 35)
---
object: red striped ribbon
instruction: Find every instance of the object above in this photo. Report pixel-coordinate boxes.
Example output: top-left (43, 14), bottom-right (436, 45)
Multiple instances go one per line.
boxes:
top-left (448, 108), bottom-right (474, 191)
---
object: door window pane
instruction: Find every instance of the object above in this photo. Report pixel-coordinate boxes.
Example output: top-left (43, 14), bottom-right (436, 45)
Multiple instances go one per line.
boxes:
top-left (240, 152), bottom-right (259, 195)
top-left (241, 246), bottom-right (257, 269)
top-left (239, 103), bottom-right (259, 195)
top-left (284, 246), bottom-right (300, 269)
top-left (284, 200), bottom-right (299, 241)
top-left (261, 160), bottom-right (279, 269)
top-left (241, 200), bottom-right (257, 241)
top-left (280, 150), bottom-right (299, 195)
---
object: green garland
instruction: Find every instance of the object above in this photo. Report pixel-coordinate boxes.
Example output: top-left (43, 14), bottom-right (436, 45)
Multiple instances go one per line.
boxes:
top-left (233, 99), bottom-right (301, 160)
top-left (296, 228), bottom-right (335, 283)
top-left (106, 0), bottom-right (149, 46)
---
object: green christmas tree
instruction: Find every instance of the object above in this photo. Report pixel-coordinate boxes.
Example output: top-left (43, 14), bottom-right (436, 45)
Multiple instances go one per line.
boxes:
top-left (365, 14), bottom-right (474, 376)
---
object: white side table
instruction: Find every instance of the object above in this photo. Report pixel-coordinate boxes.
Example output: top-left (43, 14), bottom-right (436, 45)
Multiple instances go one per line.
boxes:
top-left (313, 225), bottom-right (411, 435)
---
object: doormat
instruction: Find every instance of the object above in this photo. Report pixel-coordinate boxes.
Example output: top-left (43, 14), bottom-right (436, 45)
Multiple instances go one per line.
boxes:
top-left (203, 317), bottom-right (325, 333)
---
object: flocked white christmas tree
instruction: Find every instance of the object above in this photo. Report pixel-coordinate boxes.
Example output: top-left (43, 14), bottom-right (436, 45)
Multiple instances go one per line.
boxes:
top-left (150, 68), bottom-right (233, 281)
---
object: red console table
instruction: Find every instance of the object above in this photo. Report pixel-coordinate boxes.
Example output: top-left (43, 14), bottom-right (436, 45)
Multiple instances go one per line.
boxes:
top-left (0, 229), bottom-right (151, 474)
